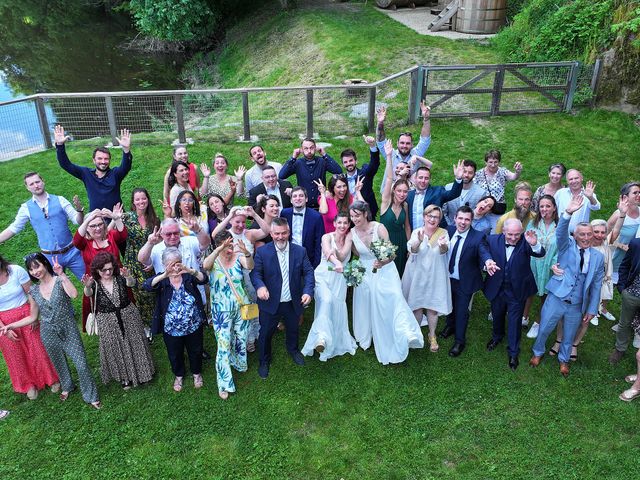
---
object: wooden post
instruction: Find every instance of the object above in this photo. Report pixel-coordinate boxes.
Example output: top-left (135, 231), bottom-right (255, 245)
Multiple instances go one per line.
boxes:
top-left (35, 97), bottom-right (52, 149)
top-left (564, 61), bottom-right (581, 113)
top-left (589, 58), bottom-right (602, 109)
top-left (306, 89), bottom-right (314, 139)
top-left (175, 95), bottom-right (186, 144)
top-left (490, 65), bottom-right (505, 116)
top-left (368, 87), bottom-right (377, 134)
top-left (242, 91), bottom-right (251, 141)
top-left (104, 96), bottom-right (118, 146)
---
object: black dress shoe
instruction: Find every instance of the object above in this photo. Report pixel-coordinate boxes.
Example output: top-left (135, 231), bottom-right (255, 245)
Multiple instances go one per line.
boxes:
top-left (258, 363), bottom-right (270, 379)
top-left (202, 349), bottom-right (212, 360)
top-left (291, 351), bottom-right (305, 366)
top-left (439, 325), bottom-right (455, 339)
top-left (509, 355), bottom-right (519, 370)
top-left (448, 343), bottom-right (465, 357)
top-left (486, 338), bottom-right (502, 351)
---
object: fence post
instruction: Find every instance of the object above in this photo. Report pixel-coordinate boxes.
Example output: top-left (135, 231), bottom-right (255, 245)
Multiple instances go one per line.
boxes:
top-left (490, 65), bottom-right (505, 116)
top-left (242, 91), bottom-right (251, 141)
top-left (35, 97), bottom-right (52, 149)
top-left (104, 96), bottom-right (118, 146)
top-left (306, 89), bottom-right (314, 139)
top-left (175, 95), bottom-right (186, 144)
top-left (408, 68), bottom-right (419, 124)
top-left (589, 58), bottom-right (603, 109)
top-left (368, 87), bottom-right (377, 134)
top-left (564, 61), bottom-right (581, 113)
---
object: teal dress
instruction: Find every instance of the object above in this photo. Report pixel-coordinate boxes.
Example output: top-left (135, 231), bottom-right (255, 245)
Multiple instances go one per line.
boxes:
top-left (380, 206), bottom-right (409, 277)
top-left (527, 219), bottom-right (558, 296)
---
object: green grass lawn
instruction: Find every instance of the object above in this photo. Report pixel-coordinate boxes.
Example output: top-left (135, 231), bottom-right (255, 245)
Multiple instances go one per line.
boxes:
top-left (1, 109), bottom-right (640, 479)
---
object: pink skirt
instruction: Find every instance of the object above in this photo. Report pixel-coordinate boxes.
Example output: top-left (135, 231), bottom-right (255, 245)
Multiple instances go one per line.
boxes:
top-left (0, 303), bottom-right (59, 393)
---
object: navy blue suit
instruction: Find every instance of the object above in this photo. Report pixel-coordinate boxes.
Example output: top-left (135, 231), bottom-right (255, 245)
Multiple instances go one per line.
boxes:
top-left (484, 233), bottom-right (545, 357)
top-left (250, 242), bottom-right (315, 366)
top-left (281, 207), bottom-right (325, 268)
top-left (406, 180), bottom-right (464, 230)
top-left (445, 226), bottom-right (491, 345)
top-left (348, 149), bottom-right (380, 219)
top-left (278, 154), bottom-right (343, 209)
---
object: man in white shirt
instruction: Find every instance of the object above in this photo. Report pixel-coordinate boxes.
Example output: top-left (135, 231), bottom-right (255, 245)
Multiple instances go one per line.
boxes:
top-left (280, 187), bottom-right (324, 268)
top-left (244, 145), bottom-right (283, 194)
top-left (554, 169), bottom-right (600, 233)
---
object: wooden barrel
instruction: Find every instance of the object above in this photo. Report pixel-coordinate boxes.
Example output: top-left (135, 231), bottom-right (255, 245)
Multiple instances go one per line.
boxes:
top-left (376, 0), bottom-right (431, 9)
top-left (455, 0), bottom-right (506, 34)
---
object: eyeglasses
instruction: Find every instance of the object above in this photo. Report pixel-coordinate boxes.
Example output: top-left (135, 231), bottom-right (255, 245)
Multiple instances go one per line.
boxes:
top-left (23, 253), bottom-right (39, 262)
top-left (100, 267), bottom-right (113, 273)
top-left (180, 198), bottom-right (195, 203)
top-left (88, 224), bottom-right (103, 229)
top-left (399, 132), bottom-right (413, 138)
top-left (164, 231), bottom-right (180, 237)
top-left (425, 214), bottom-right (441, 220)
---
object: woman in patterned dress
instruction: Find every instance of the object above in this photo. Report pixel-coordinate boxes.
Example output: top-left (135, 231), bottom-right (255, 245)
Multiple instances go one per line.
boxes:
top-left (199, 153), bottom-right (246, 206)
top-left (122, 188), bottom-right (160, 339)
top-left (204, 231), bottom-right (254, 400)
top-left (0, 255), bottom-right (59, 400)
top-left (82, 252), bottom-right (154, 388)
top-left (6, 253), bottom-right (100, 408)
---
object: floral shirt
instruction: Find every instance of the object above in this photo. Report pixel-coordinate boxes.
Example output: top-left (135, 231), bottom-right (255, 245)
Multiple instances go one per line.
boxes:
top-left (474, 167), bottom-right (510, 203)
top-left (210, 257), bottom-right (249, 313)
top-left (164, 284), bottom-right (203, 336)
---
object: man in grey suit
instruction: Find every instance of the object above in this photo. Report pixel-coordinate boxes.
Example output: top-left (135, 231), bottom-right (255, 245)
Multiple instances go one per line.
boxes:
top-left (442, 160), bottom-right (487, 225)
top-left (529, 195), bottom-right (604, 376)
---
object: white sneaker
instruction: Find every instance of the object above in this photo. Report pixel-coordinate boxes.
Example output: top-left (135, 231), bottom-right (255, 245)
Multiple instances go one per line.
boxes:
top-left (488, 312), bottom-right (493, 322)
top-left (590, 315), bottom-right (599, 326)
top-left (521, 316), bottom-right (529, 327)
top-left (526, 322), bottom-right (540, 338)
top-left (612, 323), bottom-right (620, 332)
top-left (600, 310), bottom-right (616, 321)
top-left (634, 335), bottom-right (640, 349)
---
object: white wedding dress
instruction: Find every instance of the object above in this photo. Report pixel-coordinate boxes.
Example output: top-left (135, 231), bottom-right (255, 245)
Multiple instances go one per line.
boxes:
top-left (351, 223), bottom-right (424, 365)
top-left (302, 234), bottom-right (357, 361)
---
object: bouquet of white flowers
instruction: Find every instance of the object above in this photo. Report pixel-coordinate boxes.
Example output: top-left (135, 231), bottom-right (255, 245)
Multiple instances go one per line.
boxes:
top-left (330, 258), bottom-right (366, 287)
top-left (369, 239), bottom-right (397, 273)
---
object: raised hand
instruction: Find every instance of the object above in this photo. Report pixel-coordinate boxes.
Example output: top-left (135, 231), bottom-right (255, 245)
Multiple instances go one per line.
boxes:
top-left (363, 135), bottom-right (376, 147)
top-left (81, 274), bottom-right (94, 288)
top-left (524, 230), bottom-right (538, 246)
top-left (185, 217), bottom-right (201, 233)
top-left (116, 129), bottom-right (131, 152)
top-left (284, 187), bottom-right (293, 197)
top-left (584, 180), bottom-right (596, 199)
top-left (453, 159), bottom-right (464, 180)
top-left (52, 256), bottom-right (63, 276)
top-left (384, 139), bottom-right (393, 159)
top-left (437, 234), bottom-right (448, 247)
top-left (215, 237), bottom-right (233, 253)
top-left (54, 125), bottom-right (70, 145)
top-left (100, 208), bottom-right (113, 219)
top-left (317, 145), bottom-right (326, 157)
top-left (618, 194), bottom-right (630, 216)
top-left (236, 239), bottom-right (250, 256)
top-left (229, 178), bottom-right (237, 192)
top-left (420, 101), bottom-right (431, 120)
top-left (513, 161), bottom-right (523, 173)
top-left (354, 176), bottom-right (364, 193)
top-left (147, 226), bottom-right (163, 245)
top-left (120, 266), bottom-right (130, 277)
top-left (72, 195), bottom-right (84, 212)
top-left (376, 106), bottom-right (387, 124)
top-left (292, 148), bottom-right (301, 159)
top-left (234, 165), bottom-right (246, 179)
top-left (200, 163), bottom-right (211, 177)
top-left (565, 194), bottom-right (584, 215)
top-left (160, 199), bottom-right (172, 218)
top-left (111, 202), bottom-right (123, 219)
top-left (313, 179), bottom-right (326, 195)
top-left (417, 230), bottom-right (425, 244)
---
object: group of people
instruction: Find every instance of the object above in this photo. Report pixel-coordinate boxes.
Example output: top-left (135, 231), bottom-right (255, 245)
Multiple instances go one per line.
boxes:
top-left (1, 107), bottom-right (639, 410)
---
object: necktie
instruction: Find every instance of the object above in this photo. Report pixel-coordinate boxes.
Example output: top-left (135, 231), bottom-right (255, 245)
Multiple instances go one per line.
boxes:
top-left (278, 248), bottom-right (290, 301)
top-left (579, 248), bottom-right (585, 272)
top-left (449, 234), bottom-right (461, 274)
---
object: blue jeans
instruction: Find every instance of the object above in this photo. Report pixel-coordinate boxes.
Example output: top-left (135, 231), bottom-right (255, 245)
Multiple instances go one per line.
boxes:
top-left (533, 294), bottom-right (582, 363)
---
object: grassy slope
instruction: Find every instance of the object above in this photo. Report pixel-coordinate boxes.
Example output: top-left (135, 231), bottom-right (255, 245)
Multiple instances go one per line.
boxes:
top-left (2, 2), bottom-right (640, 479)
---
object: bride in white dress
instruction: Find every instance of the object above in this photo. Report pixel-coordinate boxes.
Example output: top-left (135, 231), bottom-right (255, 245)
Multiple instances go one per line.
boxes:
top-left (302, 213), bottom-right (357, 361)
top-left (349, 201), bottom-right (424, 365)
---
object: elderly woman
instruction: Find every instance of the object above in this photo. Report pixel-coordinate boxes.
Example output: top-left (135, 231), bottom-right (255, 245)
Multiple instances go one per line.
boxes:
top-left (83, 252), bottom-right (154, 389)
top-left (402, 205), bottom-right (451, 352)
top-left (203, 231), bottom-right (254, 399)
top-left (163, 145), bottom-right (200, 203)
top-left (302, 212), bottom-right (357, 361)
top-left (74, 205), bottom-right (127, 330)
top-left (4, 253), bottom-right (100, 408)
top-left (143, 247), bottom-right (207, 392)
top-left (200, 153), bottom-right (245, 205)
top-left (531, 163), bottom-right (566, 212)
top-left (524, 194), bottom-right (559, 339)
top-left (0, 254), bottom-right (59, 400)
top-left (471, 195), bottom-right (497, 235)
top-left (123, 188), bottom-right (160, 340)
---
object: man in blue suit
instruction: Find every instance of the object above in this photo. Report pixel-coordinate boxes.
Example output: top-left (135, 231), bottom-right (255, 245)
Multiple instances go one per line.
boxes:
top-left (484, 218), bottom-right (545, 370)
top-left (250, 217), bottom-right (315, 379)
top-left (530, 195), bottom-right (604, 376)
top-left (439, 206), bottom-right (492, 357)
top-left (406, 161), bottom-right (465, 231)
top-left (280, 186), bottom-right (324, 268)
top-left (340, 136), bottom-right (380, 219)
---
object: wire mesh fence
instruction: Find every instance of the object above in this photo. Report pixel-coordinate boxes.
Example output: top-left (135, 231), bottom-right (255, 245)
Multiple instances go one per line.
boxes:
top-left (0, 61), bottom-right (602, 162)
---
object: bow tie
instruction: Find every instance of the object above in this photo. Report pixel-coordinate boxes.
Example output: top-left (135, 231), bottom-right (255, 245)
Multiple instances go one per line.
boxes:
top-left (505, 244), bottom-right (515, 249)
top-left (293, 212), bottom-right (303, 217)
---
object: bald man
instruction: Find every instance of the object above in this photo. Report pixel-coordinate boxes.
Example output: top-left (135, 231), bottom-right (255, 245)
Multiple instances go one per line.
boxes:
top-left (554, 169), bottom-right (600, 233)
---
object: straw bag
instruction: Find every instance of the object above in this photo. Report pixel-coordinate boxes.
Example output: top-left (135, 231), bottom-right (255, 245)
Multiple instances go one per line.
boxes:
top-left (85, 284), bottom-right (99, 336)
top-left (220, 262), bottom-right (258, 321)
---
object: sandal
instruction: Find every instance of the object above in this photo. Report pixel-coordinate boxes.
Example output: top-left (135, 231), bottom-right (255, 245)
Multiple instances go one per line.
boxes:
top-left (548, 339), bottom-right (561, 356)
top-left (619, 387), bottom-right (640, 402)
top-left (0, 410), bottom-right (9, 420)
top-left (60, 391), bottom-right (70, 402)
top-left (90, 401), bottom-right (102, 410)
top-left (26, 387), bottom-right (38, 401)
top-left (429, 335), bottom-right (439, 353)
top-left (219, 390), bottom-right (229, 400)
top-left (173, 376), bottom-right (183, 392)
top-left (570, 344), bottom-right (578, 362)
top-left (193, 374), bottom-right (203, 389)
top-left (625, 374), bottom-right (638, 384)
top-left (50, 382), bottom-right (61, 394)
top-left (122, 382), bottom-right (132, 391)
